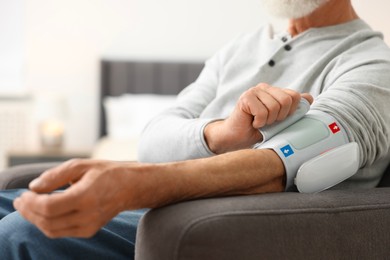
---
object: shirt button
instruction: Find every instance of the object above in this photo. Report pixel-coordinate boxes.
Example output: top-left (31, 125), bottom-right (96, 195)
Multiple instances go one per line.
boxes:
top-left (284, 45), bottom-right (292, 51)
top-left (281, 36), bottom-right (288, 42)
top-left (268, 60), bottom-right (275, 67)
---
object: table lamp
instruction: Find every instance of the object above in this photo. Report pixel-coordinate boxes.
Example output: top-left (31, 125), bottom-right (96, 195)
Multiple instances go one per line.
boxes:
top-left (34, 94), bottom-right (67, 150)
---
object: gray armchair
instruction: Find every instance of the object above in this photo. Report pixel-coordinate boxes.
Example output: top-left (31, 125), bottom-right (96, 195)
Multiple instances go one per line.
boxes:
top-left (1, 162), bottom-right (389, 260)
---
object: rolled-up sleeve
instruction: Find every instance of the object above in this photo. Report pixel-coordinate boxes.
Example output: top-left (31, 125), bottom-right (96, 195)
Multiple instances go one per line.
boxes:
top-left (312, 59), bottom-right (390, 168)
top-left (138, 55), bottom-right (221, 163)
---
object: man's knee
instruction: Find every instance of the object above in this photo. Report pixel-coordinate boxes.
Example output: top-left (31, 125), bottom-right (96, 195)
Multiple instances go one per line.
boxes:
top-left (0, 212), bottom-right (48, 259)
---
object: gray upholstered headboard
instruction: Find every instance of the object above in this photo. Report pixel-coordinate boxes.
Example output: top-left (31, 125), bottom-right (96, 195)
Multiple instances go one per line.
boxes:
top-left (99, 60), bottom-right (204, 137)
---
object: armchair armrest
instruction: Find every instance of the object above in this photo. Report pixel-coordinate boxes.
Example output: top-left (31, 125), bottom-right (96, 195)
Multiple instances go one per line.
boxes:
top-left (0, 162), bottom-right (60, 190)
top-left (136, 188), bottom-right (390, 260)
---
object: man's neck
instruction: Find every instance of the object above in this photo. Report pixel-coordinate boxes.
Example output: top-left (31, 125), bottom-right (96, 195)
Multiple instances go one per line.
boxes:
top-left (288, 0), bottom-right (359, 37)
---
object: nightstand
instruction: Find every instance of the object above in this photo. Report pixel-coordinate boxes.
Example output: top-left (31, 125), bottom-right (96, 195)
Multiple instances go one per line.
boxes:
top-left (6, 149), bottom-right (90, 167)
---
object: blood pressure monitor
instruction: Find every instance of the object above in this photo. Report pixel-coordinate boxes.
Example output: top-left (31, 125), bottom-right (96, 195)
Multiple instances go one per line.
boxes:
top-left (255, 100), bottom-right (359, 193)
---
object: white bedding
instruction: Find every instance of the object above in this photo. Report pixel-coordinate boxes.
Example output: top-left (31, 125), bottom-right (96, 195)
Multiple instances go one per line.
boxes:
top-left (91, 136), bottom-right (139, 161)
top-left (92, 94), bottom-right (176, 161)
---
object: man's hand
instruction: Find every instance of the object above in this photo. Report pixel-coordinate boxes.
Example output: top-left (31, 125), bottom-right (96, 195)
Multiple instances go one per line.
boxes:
top-left (204, 83), bottom-right (313, 154)
top-left (13, 159), bottom-right (146, 238)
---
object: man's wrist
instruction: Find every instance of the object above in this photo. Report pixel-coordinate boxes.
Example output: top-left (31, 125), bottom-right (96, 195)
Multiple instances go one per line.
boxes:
top-left (204, 120), bottom-right (263, 154)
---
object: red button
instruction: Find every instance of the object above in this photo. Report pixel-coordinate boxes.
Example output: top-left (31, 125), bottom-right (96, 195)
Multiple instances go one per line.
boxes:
top-left (329, 122), bottom-right (340, 134)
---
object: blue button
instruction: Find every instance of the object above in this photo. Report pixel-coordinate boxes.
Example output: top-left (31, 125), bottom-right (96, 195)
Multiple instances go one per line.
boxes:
top-left (280, 145), bottom-right (294, 157)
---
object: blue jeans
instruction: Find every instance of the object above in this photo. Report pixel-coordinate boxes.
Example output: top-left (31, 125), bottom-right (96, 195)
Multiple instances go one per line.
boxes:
top-left (0, 190), bottom-right (146, 260)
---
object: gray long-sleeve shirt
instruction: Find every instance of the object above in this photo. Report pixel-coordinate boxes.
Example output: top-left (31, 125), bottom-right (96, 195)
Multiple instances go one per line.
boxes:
top-left (139, 19), bottom-right (390, 189)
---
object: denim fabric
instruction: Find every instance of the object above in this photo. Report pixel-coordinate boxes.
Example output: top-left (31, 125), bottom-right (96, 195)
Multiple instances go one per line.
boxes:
top-left (0, 190), bottom-right (146, 260)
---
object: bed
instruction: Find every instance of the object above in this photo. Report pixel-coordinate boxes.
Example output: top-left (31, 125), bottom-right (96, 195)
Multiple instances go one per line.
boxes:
top-left (92, 60), bottom-right (204, 161)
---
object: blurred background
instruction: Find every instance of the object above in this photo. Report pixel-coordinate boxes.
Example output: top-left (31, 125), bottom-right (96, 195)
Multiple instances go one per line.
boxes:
top-left (0, 0), bottom-right (389, 170)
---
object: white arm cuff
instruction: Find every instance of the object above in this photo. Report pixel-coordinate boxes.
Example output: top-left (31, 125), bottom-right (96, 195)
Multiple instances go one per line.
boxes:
top-left (255, 110), bottom-right (349, 190)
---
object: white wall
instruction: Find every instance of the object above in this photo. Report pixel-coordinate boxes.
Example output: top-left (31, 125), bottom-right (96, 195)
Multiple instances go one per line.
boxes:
top-left (0, 1), bottom-right (25, 95)
top-left (25, 0), bottom-right (270, 150)
top-left (24, 0), bottom-right (390, 150)
top-left (353, 0), bottom-right (390, 44)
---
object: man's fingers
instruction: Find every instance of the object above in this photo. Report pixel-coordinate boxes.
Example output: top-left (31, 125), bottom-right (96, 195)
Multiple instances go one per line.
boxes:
top-left (301, 93), bottom-right (314, 104)
top-left (14, 191), bottom-right (103, 239)
top-left (239, 93), bottom-right (269, 128)
top-left (14, 190), bottom-right (79, 218)
top-left (255, 84), bottom-right (301, 123)
top-left (266, 87), bottom-right (297, 120)
top-left (255, 96), bottom-right (280, 127)
top-left (276, 88), bottom-right (301, 116)
top-left (253, 86), bottom-right (314, 125)
top-left (29, 159), bottom-right (88, 193)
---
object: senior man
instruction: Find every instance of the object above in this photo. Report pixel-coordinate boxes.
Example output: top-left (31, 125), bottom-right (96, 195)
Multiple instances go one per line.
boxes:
top-left (1, 0), bottom-right (390, 259)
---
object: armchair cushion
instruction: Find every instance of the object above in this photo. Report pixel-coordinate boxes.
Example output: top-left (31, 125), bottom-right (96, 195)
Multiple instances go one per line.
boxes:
top-left (136, 188), bottom-right (390, 260)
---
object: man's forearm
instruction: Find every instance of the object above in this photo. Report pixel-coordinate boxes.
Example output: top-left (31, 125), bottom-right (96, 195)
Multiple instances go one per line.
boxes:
top-left (14, 148), bottom-right (285, 238)
top-left (125, 149), bottom-right (285, 209)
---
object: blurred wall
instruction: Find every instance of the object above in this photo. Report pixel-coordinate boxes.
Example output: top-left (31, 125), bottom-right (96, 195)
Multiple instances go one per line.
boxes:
top-left (353, 0), bottom-right (390, 45)
top-left (25, 0), bottom-right (270, 150)
top-left (24, 0), bottom-right (390, 150)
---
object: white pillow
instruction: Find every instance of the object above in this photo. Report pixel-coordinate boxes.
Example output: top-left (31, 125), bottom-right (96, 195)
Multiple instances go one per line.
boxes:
top-left (104, 94), bottom-right (176, 140)
top-left (92, 136), bottom-right (139, 161)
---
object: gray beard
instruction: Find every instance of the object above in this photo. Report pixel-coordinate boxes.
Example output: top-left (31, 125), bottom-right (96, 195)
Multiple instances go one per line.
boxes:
top-left (260, 0), bottom-right (329, 19)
